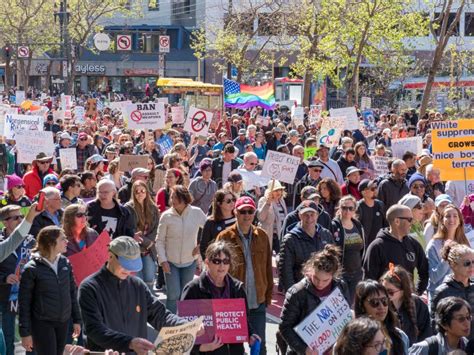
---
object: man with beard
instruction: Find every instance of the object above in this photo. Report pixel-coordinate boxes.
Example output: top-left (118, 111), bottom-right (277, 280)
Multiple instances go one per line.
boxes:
top-left (377, 159), bottom-right (409, 210)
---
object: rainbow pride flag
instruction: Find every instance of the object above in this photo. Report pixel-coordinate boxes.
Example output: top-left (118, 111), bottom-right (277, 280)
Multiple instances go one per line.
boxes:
top-left (224, 78), bottom-right (276, 110)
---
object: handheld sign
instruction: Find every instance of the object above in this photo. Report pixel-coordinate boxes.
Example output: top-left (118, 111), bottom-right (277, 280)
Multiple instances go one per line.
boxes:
top-left (16, 130), bottom-right (55, 164)
top-left (178, 298), bottom-right (249, 344)
top-left (124, 102), bottom-right (166, 130)
top-left (184, 106), bottom-right (212, 136)
top-left (171, 106), bottom-right (185, 124)
top-left (304, 147), bottom-right (317, 160)
top-left (59, 148), bottom-right (78, 170)
top-left (119, 154), bottom-right (149, 172)
top-left (371, 155), bottom-right (389, 176)
top-left (261, 151), bottom-right (300, 184)
top-left (294, 287), bottom-right (352, 353)
top-left (329, 107), bottom-right (359, 130)
top-left (154, 316), bottom-right (203, 354)
top-left (317, 116), bottom-right (345, 148)
top-left (391, 137), bottom-right (422, 159)
top-left (15, 91), bottom-right (25, 105)
top-left (291, 106), bottom-right (305, 127)
top-left (74, 106), bottom-right (85, 124)
top-left (5, 114), bottom-right (44, 139)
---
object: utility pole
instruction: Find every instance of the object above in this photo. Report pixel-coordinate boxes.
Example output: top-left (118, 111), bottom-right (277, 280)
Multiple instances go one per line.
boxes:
top-left (54, 0), bottom-right (71, 94)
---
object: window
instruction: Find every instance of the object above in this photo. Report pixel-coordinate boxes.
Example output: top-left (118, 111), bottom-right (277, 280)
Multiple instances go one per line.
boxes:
top-left (148, 0), bottom-right (159, 11)
top-left (433, 12), bottom-right (460, 36)
top-left (465, 13), bottom-right (474, 36)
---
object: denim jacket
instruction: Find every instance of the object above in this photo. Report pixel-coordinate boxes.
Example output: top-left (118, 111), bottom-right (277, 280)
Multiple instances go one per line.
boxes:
top-left (426, 238), bottom-right (451, 301)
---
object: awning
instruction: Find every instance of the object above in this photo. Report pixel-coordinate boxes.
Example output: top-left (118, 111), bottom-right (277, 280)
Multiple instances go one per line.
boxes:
top-left (156, 77), bottom-right (222, 94)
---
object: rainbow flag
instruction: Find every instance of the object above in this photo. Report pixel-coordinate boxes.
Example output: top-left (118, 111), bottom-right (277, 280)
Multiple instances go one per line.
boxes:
top-left (224, 78), bottom-right (276, 110)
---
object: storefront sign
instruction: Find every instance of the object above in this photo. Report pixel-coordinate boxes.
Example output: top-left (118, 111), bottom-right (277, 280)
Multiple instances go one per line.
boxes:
top-left (123, 68), bottom-right (159, 76)
top-left (75, 64), bottom-right (106, 75)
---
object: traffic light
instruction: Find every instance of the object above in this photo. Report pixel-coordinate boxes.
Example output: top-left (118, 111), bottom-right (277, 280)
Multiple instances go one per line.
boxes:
top-left (137, 36), bottom-right (144, 51)
top-left (3, 46), bottom-right (11, 59)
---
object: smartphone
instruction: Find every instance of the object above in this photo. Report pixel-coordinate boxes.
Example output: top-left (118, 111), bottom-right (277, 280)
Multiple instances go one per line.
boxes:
top-left (36, 191), bottom-right (45, 211)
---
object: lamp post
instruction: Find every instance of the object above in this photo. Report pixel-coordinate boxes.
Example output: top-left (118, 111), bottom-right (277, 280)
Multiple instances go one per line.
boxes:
top-left (54, 0), bottom-right (70, 94)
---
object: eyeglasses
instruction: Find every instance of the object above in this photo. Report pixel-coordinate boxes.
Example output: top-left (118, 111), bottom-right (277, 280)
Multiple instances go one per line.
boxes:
top-left (75, 212), bottom-right (87, 218)
top-left (365, 339), bottom-right (386, 352)
top-left (397, 216), bottom-right (413, 223)
top-left (411, 184), bottom-right (425, 189)
top-left (366, 297), bottom-right (389, 308)
top-left (386, 288), bottom-right (401, 297)
top-left (37, 161), bottom-right (50, 165)
top-left (211, 258), bottom-right (231, 265)
top-left (5, 215), bottom-right (23, 221)
top-left (462, 259), bottom-right (474, 267)
top-left (238, 209), bottom-right (254, 215)
top-left (453, 315), bottom-right (472, 323)
top-left (341, 206), bottom-right (355, 212)
top-left (79, 138), bottom-right (87, 141)
top-left (311, 169), bottom-right (322, 173)
top-left (223, 198), bottom-right (236, 204)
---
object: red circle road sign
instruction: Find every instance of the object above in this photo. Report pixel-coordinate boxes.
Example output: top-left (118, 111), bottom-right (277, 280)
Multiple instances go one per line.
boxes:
top-left (117, 35), bottom-right (131, 50)
top-left (18, 46), bottom-right (29, 57)
top-left (191, 111), bottom-right (207, 132)
top-left (160, 36), bottom-right (169, 48)
top-left (130, 110), bottom-right (142, 122)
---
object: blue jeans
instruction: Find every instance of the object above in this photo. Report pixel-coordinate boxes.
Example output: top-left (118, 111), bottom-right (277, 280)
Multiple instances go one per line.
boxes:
top-left (248, 303), bottom-right (267, 355)
top-left (164, 261), bottom-right (196, 313)
top-left (137, 255), bottom-right (157, 288)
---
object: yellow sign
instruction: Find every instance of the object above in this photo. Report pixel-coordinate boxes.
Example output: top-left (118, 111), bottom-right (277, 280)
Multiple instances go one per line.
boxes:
top-left (431, 119), bottom-right (474, 181)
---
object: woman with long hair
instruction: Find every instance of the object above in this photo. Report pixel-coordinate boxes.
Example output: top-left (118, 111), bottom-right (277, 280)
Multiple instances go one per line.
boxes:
top-left (103, 158), bottom-right (126, 190)
top-left (380, 264), bottom-right (432, 345)
top-left (145, 155), bottom-right (157, 196)
top-left (423, 194), bottom-right (452, 244)
top-left (354, 280), bottom-right (409, 354)
top-left (199, 190), bottom-right (236, 260)
top-left (317, 178), bottom-right (342, 219)
top-left (334, 317), bottom-right (385, 355)
top-left (155, 168), bottom-right (183, 213)
top-left (62, 204), bottom-right (99, 257)
top-left (426, 204), bottom-right (469, 302)
top-left (354, 142), bottom-right (375, 180)
top-left (125, 180), bottom-right (160, 290)
top-left (84, 155), bottom-right (106, 181)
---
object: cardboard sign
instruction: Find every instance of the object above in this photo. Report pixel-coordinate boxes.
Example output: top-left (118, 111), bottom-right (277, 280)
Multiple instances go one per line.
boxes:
top-left (85, 98), bottom-right (97, 118)
top-left (360, 96), bottom-right (371, 110)
top-left (329, 107), bottom-right (359, 130)
top-left (157, 97), bottom-right (169, 104)
top-left (304, 147), bottom-right (317, 160)
top-left (256, 115), bottom-right (270, 127)
top-left (178, 298), bottom-right (249, 344)
top-left (124, 102), bottom-right (166, 130)
top-left (15, 91), bottom-right (25, 105)
top-left (171, 106), bottom-right (185, 124)
top-left (291, 106), bottom-right (305, 127)
top-left (391, 136), bottom-right (422, 159)
top-left (5, 114), bottom-right (44, 139)
top-left (431, 120), bottom-right (474, 181)
top-left (294, 287), bottom-right (352, 353)
top-left (59, 148), bottom-right (78, 170)
top-left (184, 107), bottom-right (212, 136)
top-left (67, 231), bottom-right (111, 285)
top-left (371, 155), bottom-right (389, 176)
top-left (236, 169), bottom-right (271, 191)
top-left (261, 150), bottom-right (300, 184)
top-left (317, 116), bottom-right (345, 148)
top-left (16, 130), bottom-right (55, 164)
top-left (119, 154), bottom-right (149, 172)
top-left (154, 316), bottom-right (203, 354)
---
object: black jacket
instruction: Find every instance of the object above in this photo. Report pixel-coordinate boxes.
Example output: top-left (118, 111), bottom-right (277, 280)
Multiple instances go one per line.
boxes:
top-left (377, 174), bottom-right (409, 210)
top-left (117, 180), bottom-right (133, 204)
top-left (266, 135), bottom-right (287, 152)
top-left (278, 223), bottom-right (334, 292)
top-left (181, 272), bottom-right (253, 355)
top-left (331, 217), bottom-right (365, 270)
top-left (397, 294), bottom-right (432, 346)
top-left (211, 158), bottom-right (240, 188)
top-left (431, 275), bottom-right (474, 339)
top-left (279, 278), bottom-right (350, 354)
top-left (355, 199), bottom-right (387, 249)
top-left (199, 218), bottom-right (232, 260)
top-left (337, 156), bottom-right (357, 179)
top-left (86, 199), bottom-right (134, 239)
top-left (363, 229), bottom-right (429, 295)
top-left (79, 265), bottom-right (185, 353)
top-left (18, 254), bottom-right (81, 337)
top-left (30, 209), bottom-right (63, 238)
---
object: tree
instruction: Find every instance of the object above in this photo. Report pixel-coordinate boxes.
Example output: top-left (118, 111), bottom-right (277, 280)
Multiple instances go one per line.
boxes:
top-left (419, 0), bottom-right (467, 118)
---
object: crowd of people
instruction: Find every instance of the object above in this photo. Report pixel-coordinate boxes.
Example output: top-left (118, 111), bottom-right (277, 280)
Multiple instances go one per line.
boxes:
top-left (0, 92), bottom-right (473, 355)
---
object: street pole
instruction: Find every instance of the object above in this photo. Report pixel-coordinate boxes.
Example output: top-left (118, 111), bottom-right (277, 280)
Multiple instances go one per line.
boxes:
top-left (55, 0), bottom-right (70, 94)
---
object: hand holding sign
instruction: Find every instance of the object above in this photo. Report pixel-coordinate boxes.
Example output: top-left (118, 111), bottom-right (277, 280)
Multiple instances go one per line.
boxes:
top-left (184, 107), bottom-right (212, 136)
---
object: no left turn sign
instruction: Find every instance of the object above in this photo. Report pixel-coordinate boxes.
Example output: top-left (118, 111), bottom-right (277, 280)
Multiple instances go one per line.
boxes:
top-left (117, 35), bottom-right (132, 51)
top-left (159, 35), bottom-right (170, 53)
top-left (18, 46), bottom-right (30, 58)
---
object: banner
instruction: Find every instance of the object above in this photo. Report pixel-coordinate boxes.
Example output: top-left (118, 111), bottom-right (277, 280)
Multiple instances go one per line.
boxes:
top-left (59, 148), bottom-right (78, 170)
top-left (371, 155), bottom-right (389, 176)
top-left (16, 130), bottom-right (55, 164)
top-left (391, 136), bottom-right (422, 159)
top-left (431, 120), bottom-right (474, 180)
top-left (317, 116), bottom-right (345, 148)
top-left (294, 287), bottom-right (352, 353)
top-left (154, 316), bottom-right (203, 354)
top-left (171, 106), bottom-right (185, 124)
top-left (261, 150), bottom-right (300, 184)
top-left (4, 113), bottom-right (44, 139)
top-left (119, 154), bottom-right (149, 172)
top-left (178, 298), bottom-right (249, 344)
top-left (124, 102), bottom-right (166, 130)
top-left (329, 107), bottom-right (359, 129)
top-left (67, 231), bottom-right (111, 285)
top-left (184, 107), bottom-right (212, 136)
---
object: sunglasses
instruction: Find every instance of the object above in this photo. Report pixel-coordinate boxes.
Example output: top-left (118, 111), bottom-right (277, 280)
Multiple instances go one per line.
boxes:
top-left (37, 161), bottom-right (50, 165)
top-left (75, 212), bottom-right (87, 218)
top-left (46, 182), bottom-right (57, 186)
top-left (211, 258), bottom-right (231, 265)
top-left (311, 169), bottom-right (322, 172)
top-left (238, 209), bottom-right (254, 215)
top-left (14, 185), bottom-right (25, 189)
top-left (223, 198), bottom-right (236, 204)
top-left (79, 138), bottom-right (88, 141)
top-left (341, 206), bottom-right (355, 211)
top-left (453, 315), bottom-right (472, 323)
top-left (462, 259), bottom-right (474, 267)
top-left (397, 216), bottom-right (413, 223)
top-left (411, 184), bottom-right (425, 189)
top-left (367, 297), bottom-right (389, 308)
top-left (248, 162), bottom-right (258, 166)
top-left (5, 215), bottom-right (24, 221)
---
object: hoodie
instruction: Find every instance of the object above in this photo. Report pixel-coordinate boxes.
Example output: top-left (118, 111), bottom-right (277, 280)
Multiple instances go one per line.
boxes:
top-left (377, 174), bottom-right (409, 209)
top-left (363, 228), bottom-right (428, 295)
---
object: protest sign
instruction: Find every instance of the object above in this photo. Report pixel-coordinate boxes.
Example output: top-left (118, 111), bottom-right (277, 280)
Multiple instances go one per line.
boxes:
top-left (362, 109), bottom-right (376, 130)
top-left (0, 105), bottom-right (17, 136)
top-left (371, 155), bottom-right (389, 176)
top-left (317, 116), bottom-right (345, 148)
top-left (304, 147), bottom-right (317, 160)
top-left (184, 107), bottom-right (212, 136)
top-left (157, 97), bottom-right (169, 105)
top-left (329, 107), bottom-right (359, 129)
top-left (5, 114), bottom-right (44, 140)
top-left (294, 287), bottom-right (352, 353)
top-left (124, 102), bottom-right (166, 130)
top-left (360, 96), bottom-right (371, 110)
top-left (261, 150), bottom-right (300, 184)
top-left (15, 91), bottom-right (25, 105)
top-left (119, 154), bottom-right (149, 172)
top-left (59, 148), bottom-right (78, 170)
top-left (74, 106), bottom-right (85, 123)
top-left (157, 135), bottom-right (174, 155)
top-left (256, 115), bottom-right (270, 127)
top-left (61, 94), bottom-right (72, 110)
top-left (178, 298), bottom-right (249, 344)
top-left (85, 98), bottom-right (97, 118)
top-left (171, 106), bottom-right (185, 124)
top-left (309, 104), bottom-right (322, 123)
top-left (16, 130), bottom-right (55, 164)
top-left (431, 120), bottom-right (474, 181)
top-left (236, 169), bottom-right (271, 191)
top-left (67, 231), bottom-right (111, 285)
top-left (391, 136), bottom-right (422, 159)
top-left (154, 316), bottom-right (203, 354)
top-left (291, 106), bottom-right (305, 127)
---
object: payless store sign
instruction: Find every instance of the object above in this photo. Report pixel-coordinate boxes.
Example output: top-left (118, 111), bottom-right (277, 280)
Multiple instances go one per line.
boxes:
top-left (75, 64), bottom-right (106, 75)
top-left (431, 119), bottom-right (474, 181)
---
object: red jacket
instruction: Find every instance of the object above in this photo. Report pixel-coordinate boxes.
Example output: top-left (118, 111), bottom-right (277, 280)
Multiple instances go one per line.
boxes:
top-left (23, 165), bottom-right (55, 199)
top-left (341, 182), bottom-right (362, 201)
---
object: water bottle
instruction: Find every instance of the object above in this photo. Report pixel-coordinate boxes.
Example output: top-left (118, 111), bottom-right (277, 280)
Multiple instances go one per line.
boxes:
top-left (250, 338), bottom-right (261, 355)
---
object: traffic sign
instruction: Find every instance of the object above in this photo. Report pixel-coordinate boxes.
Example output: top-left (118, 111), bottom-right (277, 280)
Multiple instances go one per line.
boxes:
top-left (17, 46), bottom-right (29, 58)
top-left (159, 35), bottom-right (170, 53)
top-left (94, 33), bottom-right (111, 51)
top-left (117, 35), bottom-right (132, 51)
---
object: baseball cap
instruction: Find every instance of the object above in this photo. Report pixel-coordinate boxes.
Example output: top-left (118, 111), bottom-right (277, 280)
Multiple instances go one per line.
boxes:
top-left (289, 129), bottom-right (298, 137)
top-left (299, 201), bottom-right (319, 214)
top-left (358, 179), bottom-right (376, 192)
top-left (111, 128), bottom-right (122, 137)
top-left (60, 132), bottom-right (73, 141)
top-left (318, 143), bottom-right (330, 150)
top-left (131, 167), bottom-right (150, 178)
top-left (235, 196), bottom-right (256, 211)
top-left (109, 236), bottom-right (143, 272)
top-left (238, 129), bottom-right (246, 135)
top-left (88, 154), bottom-right (107, 165)
top-left (307, 160), bottom-right (324, 168)
top-left (43, 174), bottom-right (59, 187)
top-left (398, 194), bottom-right (422, 210)
top-left (435, 194), bottom-right (453, 207)
top-left (274, 127), bottom-right (283, 133)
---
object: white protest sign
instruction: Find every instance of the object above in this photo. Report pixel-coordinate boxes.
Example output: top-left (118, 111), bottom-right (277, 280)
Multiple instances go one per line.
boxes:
top-left (391, 136), bottom-right (422, 159)
top-left (261, 150), bottom-right (300, 184)
top-left (171, 106), bottom-right (185, 124)
top-left (109, 100), bottom-right (131, 112)
top-left (124, 102), bottom-right (166, 130)
top-left (317, 116), bottom-right (345, 148)
top-left (157, 97), bottom-right (169, 105)
top-left (5, 114), bottom-right (44, 139)
top-left (360, 96), bottom-right (372, 110)
top-left (371, 155), bottom-right (389, 176)
top-left (74, 106), bottom-right (85, 123)
top-left (291, 106), bottom-right (305, 127)
top-left (15, 91), bottom-right (25, 105)
top-left (329, 106), bottom-right (359, 130)
top-left (154, 316), bottom-right (203, 354)
top-left (0, 105), bottom-right (17, 136)
top-left (16, 130), bottom-right (55, 164)
top-left (294, 287), bottom-right (352, 353)
top-left (59, 148), bottom-right (78, 170)
top-left (61, 94), bottom-right (72, 110)
top-left (256, 115), bottom-right (270, 127)
top-left (309, 104), bottom-right (322, 124)
top-left (237, 169), bottom-right (271, 191)
top-left (184, 106), bottom-right (212, 136)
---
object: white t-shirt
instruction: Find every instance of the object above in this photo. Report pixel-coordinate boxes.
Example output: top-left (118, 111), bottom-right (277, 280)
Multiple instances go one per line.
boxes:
top-left (222, 161), bottom-right (232, 184)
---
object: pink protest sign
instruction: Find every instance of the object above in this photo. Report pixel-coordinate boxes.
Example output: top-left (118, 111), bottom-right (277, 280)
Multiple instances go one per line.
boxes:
top-left (67, 231), bottom-right (111, 285)
top-left (177, 298), bottom-right (248, 344)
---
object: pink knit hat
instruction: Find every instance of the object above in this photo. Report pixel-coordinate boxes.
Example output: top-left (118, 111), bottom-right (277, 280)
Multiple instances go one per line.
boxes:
top-left (6, 174), bottom-right (24, 190)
